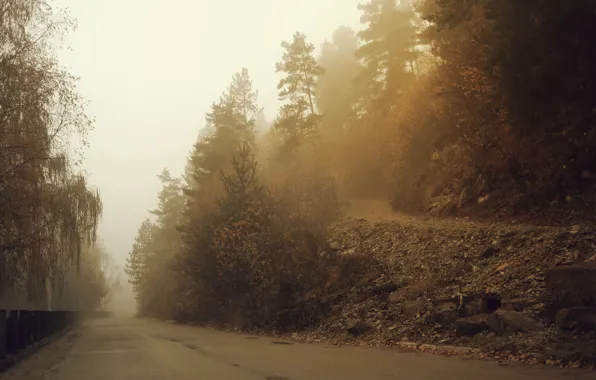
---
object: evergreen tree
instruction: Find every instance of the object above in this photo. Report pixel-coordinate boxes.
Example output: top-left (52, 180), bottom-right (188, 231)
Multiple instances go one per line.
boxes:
top-left (175, 70), bottom-right (262, 318)
top-left (229, 68), bottom-right (260, 145)
top-left (150, 169), bottom-right (185, 256)
top-left (274, 32), bottom-right (324, 148)
top-left (356, 0), bottom-right (419, 109)
top-left (218, 143), bottom-right (263, 219)
top-left (254, 110), bottom-right (269, 137)
top-left (189, 68), bottom-right (260, 191)
top-left (125, 218), bottom-right (156, 310)
top-left (125, 169), bottom-right (185, 317)
top-left (316, 26), bottom-right (361, 136)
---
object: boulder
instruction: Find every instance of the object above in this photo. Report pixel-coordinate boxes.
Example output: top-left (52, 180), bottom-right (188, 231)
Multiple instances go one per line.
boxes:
top-left (461, 293), bottom-right (501, 316)
top-left (454, 314), bottom-right (499, 337)
top-left (493, 310), bottom-right (541, 334)
top-left (346, 319), bottom-right (371, 337)
top-left (431, 299), bottom-right (459, 323)
top-left (403, 297), bottom-right (426, 316)
top-left (455, 310), bottom-right (541, 337)
top-left (545, 265), bottom-right (596, 309)
top-left (427, 195), bottom-right (457, 217)
top-left (359, 281), bottom-right (400, 302)
top-left (480, 244), bottom-right (500, 259)
top-left (372, 282), bottom-right (399, 295)
top-left (429, 294), bottom-right (501, 325)
top-left (556, 307), bottom-right (596, 331)
top-left (501, 298), bottom-right (540, 312)
top-left (464, 298), bottom-right (489, 316)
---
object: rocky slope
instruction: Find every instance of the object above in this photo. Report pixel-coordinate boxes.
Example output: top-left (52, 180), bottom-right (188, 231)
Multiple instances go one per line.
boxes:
top-left (282, 203), bottom-right (596, 367)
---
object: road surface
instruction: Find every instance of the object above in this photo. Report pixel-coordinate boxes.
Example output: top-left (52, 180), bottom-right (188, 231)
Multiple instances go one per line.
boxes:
top-left (1, 317), bottom-right (590, 380)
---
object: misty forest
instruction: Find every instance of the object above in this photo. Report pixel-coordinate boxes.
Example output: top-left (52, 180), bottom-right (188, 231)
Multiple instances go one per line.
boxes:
top-left (3, 0), bottom-right (596, 366)
top-left (123, 0), bottom-right (596, 328)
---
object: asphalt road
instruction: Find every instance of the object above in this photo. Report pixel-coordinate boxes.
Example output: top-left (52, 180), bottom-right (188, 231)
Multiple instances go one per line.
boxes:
top-left (1, 317), bottom-right (591, 380)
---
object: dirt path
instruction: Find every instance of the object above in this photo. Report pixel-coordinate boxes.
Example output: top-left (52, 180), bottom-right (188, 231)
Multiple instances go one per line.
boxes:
top-left (341, 199), bottom-right (563, 232)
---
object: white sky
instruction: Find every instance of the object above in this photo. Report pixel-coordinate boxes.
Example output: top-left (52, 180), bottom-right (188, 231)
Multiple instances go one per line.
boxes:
top-left (55, 0), bottom-right (363, 267)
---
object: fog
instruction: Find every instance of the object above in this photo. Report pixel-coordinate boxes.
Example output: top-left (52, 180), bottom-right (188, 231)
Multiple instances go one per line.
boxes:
top-left (47, 0), bottom-right (588, 320)
top-left (3, 1), bottom-right (594, 372)
top-left (54, 0), bottom-right (361, 313)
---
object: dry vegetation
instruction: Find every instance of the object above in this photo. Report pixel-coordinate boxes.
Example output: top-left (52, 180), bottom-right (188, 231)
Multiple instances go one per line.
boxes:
top-left (0, 0), bottom-right (110, 310)
top-left (125, 0), bottom-right (596, 360)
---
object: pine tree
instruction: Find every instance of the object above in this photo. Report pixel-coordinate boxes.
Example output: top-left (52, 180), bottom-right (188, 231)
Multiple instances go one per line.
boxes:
top-left (125, 219), bottom-right (155, 305)
top-left (218, 142), bottom-right (263, 219)
top-left (229, 68), bottom-right (260, 145)
top-left (150, 168), bottom-right (185, 256)
top-left (188, 68), bottom-right (260, 194)
top-left (274, 32), bottom-right (324, 148)
top-left (316, 26), bottom-right (361, 136)
top-left (356, 0), bottom-right (419, 109)
top-left (175, 70), bottom-right (262, 319)
top-left (124, 169), bottom-right (186, 317)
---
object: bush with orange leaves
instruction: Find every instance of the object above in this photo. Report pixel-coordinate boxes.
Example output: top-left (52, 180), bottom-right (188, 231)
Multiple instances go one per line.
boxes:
top-left (211, 203), bottom-right (333, 327)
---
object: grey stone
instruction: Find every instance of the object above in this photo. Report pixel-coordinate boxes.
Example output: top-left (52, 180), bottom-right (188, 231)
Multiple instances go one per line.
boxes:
top-left (346, 319), bottom-right (370, 337)
top-left (480, 245), bottom-right (500, 259)
top-left (454, 314), bottom-right (499, 336)
top-left (501, 298), bottom-right (540, 312)
top-left (556, 307), bottom-right (596, 331)
top-left (545, 265), bottom-right (596, 308)
top-left (403, 297), bottom-right (426, 316)
top-left (494, 309), bottom-right (541, 333)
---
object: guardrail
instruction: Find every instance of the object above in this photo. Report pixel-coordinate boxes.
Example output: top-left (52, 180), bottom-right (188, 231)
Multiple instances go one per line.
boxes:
top-left (0, 309), bottom-right (114, 366)
top-left (0, 310), bottom-right (76, 363)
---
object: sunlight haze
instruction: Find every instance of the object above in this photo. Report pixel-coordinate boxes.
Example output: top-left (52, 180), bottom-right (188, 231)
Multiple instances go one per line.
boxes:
top-left (56, 0), bottom-right (361, 267)
top-left (3, 0), bottom-right (595, 375)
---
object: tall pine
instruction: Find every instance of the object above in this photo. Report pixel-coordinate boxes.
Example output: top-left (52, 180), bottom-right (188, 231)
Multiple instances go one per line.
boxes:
top-left (273, 32), bottom-right (324, 150)
top-left (356, 0), bottom-right (419, 110)
top-left (316, 26), bottom-right (361, 136)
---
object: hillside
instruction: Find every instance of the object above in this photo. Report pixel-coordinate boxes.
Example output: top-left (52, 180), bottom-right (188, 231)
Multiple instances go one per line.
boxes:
top-left (269, 200), bottom-right (596, 367)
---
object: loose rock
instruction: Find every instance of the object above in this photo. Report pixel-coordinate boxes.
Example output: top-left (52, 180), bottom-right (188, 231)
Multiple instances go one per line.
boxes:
top-left (494, 310), bottom-right (541, 334)
top-left (455, 314), bottom-right (499, 337)
top-left (556, 308), bottom-right (596, 331)
top-left (545, 265), bottom-right (596, 309)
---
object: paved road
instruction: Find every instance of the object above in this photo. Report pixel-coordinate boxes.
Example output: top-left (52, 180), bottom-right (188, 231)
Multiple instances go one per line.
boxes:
top-left (1, 317), bottom-right (591, 379)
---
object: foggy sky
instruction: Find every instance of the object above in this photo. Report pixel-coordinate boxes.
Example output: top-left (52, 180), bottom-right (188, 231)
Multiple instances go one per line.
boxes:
top-left (55, 0), bottom-right (362, 268)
